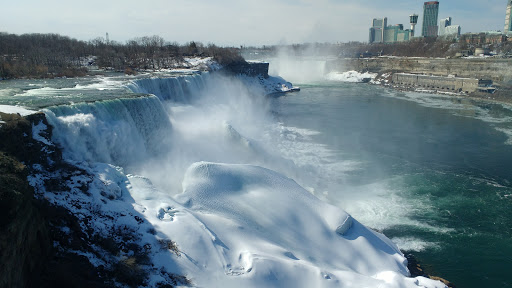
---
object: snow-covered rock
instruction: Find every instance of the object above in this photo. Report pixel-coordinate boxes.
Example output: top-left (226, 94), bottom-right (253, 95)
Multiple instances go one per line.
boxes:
top-left (325, 71), bottom-right (378, 83)
top-left (0, 105), bottom-right (37, 116)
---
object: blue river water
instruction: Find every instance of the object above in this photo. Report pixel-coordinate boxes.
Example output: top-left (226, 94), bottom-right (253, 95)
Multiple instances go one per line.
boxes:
top-left (269, 81), bottom-right (512, 288)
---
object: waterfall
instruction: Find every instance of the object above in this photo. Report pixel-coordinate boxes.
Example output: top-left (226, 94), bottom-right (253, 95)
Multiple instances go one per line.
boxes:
top-left (126, 73), bottom-right (209, 102)
top-left (44, 95), bottom-right (172, 167)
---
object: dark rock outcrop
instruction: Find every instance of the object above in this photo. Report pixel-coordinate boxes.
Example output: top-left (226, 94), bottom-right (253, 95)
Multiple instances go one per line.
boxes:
top-left (406, 253), bottom-right (456, 288)
top-left (0, 152), bottom-right (50, 288)
top-left (0, 112), bottom-right (52, 288)
top-left (222, 62), bottom-right (269, 78)
top-left (0, 110), bottom-right (189, 287)
top-left (0, 112), bottom-right (108, 288)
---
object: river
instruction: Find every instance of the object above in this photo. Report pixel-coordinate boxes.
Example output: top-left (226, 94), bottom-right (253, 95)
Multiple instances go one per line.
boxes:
top-left (269, 79), bottom-right (512, 288)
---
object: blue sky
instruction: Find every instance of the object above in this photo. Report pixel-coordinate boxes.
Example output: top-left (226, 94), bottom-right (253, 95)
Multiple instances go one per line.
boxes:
top-left (0, 0), bottom-right (507, 45)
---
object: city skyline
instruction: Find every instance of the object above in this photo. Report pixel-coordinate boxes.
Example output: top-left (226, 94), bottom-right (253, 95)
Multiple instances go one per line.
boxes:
top-left (0, 0), bottom-right (508, 45)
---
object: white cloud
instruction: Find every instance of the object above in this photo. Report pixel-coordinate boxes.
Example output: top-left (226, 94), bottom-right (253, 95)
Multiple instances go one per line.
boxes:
top-left (0, 0), bottom-right (507, 45)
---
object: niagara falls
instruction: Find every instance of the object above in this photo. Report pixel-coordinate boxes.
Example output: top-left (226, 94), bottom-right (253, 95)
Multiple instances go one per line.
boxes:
top-left (2, 1), bottom-right (512, 288)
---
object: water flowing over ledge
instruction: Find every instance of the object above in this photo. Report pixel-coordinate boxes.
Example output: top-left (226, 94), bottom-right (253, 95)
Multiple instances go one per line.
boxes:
top-left (126, 74), bottom-right (208, 102)
top-left (44, 96), bottom-right (172, 167)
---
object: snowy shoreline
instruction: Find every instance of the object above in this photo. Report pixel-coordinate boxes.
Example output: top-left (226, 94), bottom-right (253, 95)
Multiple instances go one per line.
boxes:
top-left (367, 72), bottom-right (512, 106)
top-left (323, 66), bottom-right (510, 107)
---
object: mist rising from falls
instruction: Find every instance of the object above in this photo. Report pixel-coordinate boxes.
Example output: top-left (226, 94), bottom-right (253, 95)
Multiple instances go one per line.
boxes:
top-left (132, 73), bottom-right (300, 194)
top-left (44, 73), bottom-right (304, 196)
top-left (269, 58), bottom-right (326, 84)
top-left (42, 66), bottom-right (406, 232)
top-left (43, 71), bottom-right (378, 216)
top-left (252, 47), bottom-right (328, 84)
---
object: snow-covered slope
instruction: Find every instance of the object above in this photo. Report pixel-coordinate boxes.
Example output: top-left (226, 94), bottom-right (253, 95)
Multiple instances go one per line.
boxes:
top-left (29, 157), bottom-right (446, 287)
top-left (171, 162), bottom-right (446, 288)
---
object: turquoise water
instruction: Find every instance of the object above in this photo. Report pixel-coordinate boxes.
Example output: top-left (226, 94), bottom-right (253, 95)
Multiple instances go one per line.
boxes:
top-left (270, 82), bottom-right (512, 288)
top-left (0, 71), bottom-right (196, 109)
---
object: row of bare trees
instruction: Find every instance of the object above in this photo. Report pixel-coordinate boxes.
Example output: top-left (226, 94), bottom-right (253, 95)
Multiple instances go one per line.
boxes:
top-left (340, 38), bottom-right (512, 58)
top-left (252, 38), bottom-right (512, 59)
top-left (0, 33), bottom-right (89, 78)
top-left (0, 33), bottom-right (245, 79)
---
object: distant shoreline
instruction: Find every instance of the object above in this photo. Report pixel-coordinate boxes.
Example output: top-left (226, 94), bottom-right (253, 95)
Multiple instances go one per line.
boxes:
top-left (325, 56), bottom-right (512, 106)
top-left (369, 72), bottom-right (512, 106)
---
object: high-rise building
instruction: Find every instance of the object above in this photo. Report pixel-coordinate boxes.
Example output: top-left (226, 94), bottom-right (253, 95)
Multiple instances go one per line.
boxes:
top-left (438, 17), bottom-right (451, 35)
top-left (369, 18), bottom-right (412, 44)
top-left (439, 17), bottom-right (461, 38)
top-left (369, 18), bottom-right (387, 43)
top-left (505, 0), bottom-right (512, 33)
top-left (422, 1), bottom-right (439, 37)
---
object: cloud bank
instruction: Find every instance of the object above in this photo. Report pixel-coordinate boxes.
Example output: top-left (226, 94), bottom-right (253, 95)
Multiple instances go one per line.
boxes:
top-left (0, 0), bottom-right (507, 45)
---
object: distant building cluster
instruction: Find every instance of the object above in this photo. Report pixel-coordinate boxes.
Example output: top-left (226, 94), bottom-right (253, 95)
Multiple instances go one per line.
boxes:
top-left (458, 1), bottom-right (512, 47)
top-left (460, 32), bottom-right (509, 45)
top-left (368, 0), bottom-right (512, 43)
top-left (369, 1), bottom-right (458, 43)
top-left (368, 18), bottom-right (412, 44)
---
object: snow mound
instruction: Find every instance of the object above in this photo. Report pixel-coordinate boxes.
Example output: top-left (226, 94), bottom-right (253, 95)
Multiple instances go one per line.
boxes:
top-left (171, 162), bottom-right (446, 288)
top-left (325, 71), bottom-right (377, 83)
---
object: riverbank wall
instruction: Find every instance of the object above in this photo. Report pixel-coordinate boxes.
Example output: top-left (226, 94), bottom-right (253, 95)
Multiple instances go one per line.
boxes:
top-left (392, 73), bottom-right (493, 93)
top-left (325, 57), bottom-right (512, 86)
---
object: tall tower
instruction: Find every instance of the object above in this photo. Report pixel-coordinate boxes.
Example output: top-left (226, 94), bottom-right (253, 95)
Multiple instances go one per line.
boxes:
top-left (505, 0), bottom-right (512, 33)
top-left (410, 14), bottom-right (419, 37)
top-left (422, 1), bottom-right (440, 37)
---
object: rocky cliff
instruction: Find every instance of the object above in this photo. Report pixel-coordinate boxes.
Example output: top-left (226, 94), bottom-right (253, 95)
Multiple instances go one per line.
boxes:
top-left (0, 112), bottom-right (52, 288)
top-left (222, 62), bottom-right (270, 78)
top-left (326, 57), bottom-right (512, 85)
top-left (0, 106), bottom-right (193, 287)
top-left (0, 112), bottom-right (110, 288)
